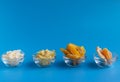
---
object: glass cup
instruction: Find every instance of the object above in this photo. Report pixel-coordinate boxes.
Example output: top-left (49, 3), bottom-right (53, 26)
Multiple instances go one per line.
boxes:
top-left (1, 51), bottom-right (24, 67)
top-left (94, 53), bottom-right (118, 68)
top-left (63, 56), bottom-right (85, 67)
top-left (33, 55), bottom-right (55, 67)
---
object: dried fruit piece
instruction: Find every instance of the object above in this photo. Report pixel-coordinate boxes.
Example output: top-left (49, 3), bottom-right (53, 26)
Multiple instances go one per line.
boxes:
top-left (101, 48), bottom-right (112, 60)
top-left (96, 46), bottom-right (112, 61)
top-left (60, 48), bottom-right (70, 55)
top-left (77, 46), bottom-right (86, 58)
top-left (60, 43), bottom-right (86, 59)
top-left (96, 47), bottom-right (106, 60)
top-left (66, 54), bottom-right (81, 59)
top-left (66, 43), bottom-right (80, 56)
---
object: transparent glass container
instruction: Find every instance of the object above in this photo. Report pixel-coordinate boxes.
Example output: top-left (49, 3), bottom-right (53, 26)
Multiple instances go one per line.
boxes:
top-left (1, 51), bottom-right (24, 67)
top-left (63, 56), bottom-right (85, 67)
top-left (33, 55), bottom-right (55, 67)
top-left (94, 54), bottom-right (118, 68)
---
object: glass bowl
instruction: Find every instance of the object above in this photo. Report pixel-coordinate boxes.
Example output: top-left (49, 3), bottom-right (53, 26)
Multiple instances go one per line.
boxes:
top-left (94, 53), bottom-right (118, 68)
top-left (63, 56), bottom-right (85, 67)
top-left (33, 55), bottom-right (55, 67)
top-left (1, 51), bottom-right (24, 67)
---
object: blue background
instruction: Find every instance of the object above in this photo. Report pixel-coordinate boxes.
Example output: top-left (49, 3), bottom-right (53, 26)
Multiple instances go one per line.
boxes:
top-left (0, 0), bottom-right (120, 82)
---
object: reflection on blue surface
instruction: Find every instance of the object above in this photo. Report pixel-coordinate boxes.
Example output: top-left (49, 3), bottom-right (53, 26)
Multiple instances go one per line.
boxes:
top-left (0, 0), bottom-right (120, 82)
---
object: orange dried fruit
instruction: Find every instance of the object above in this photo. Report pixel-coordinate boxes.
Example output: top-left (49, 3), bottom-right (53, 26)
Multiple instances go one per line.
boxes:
top-left (96, 46), bottom-right (112, 61)
top-left (60, 43), bottom-right (86, 59)
top-left (101, 48), bottom-right (112, 60)
top-left (60, 48), bottom-right (70, 55)
top-left (66, 54), bottom-right (81, 59)
top-left (77, 46), bottom-right (86, 58)
top-left (66, 43), bottom-right (80, 56)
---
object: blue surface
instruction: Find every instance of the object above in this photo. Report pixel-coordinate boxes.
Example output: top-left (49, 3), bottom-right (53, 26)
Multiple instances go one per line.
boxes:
top-left (0, 0), bottom-right (120, 82)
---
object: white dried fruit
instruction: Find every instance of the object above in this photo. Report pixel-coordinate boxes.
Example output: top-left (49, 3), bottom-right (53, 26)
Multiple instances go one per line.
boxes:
top-left (2, 50), bottom-right (24, 66)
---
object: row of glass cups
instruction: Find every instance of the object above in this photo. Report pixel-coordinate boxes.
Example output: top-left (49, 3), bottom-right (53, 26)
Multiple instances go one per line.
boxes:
top-left (1, 49), bottom-right (118, 68)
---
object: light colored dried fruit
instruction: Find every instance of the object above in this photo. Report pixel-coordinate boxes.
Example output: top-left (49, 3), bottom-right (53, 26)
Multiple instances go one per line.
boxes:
top-left (96, 47), bottom-right (106, 60)
top-left (36, 49), bottom-right (55, 60)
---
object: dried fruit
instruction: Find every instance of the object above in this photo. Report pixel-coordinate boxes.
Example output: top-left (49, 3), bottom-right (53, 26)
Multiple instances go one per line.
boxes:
top-left (34, 49), bottom-right (56, 67)
top-left (96, 46), bottom-right (112, 61)
top-left (101, 48), bottom-right (112, 60)
top-left (2, 50), bottom-right (24, 67)
top-left (36, 49), bottom-right (55, 60)
top-left (60, 43), bottom-right (86, 59)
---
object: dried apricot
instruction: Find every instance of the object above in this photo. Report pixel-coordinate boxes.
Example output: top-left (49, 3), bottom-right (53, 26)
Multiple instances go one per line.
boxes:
top-left (60, 43), bottom-right (86, 59)
top-left (96, 46), bottom-right (112, 61)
